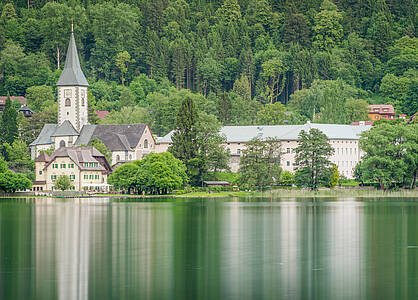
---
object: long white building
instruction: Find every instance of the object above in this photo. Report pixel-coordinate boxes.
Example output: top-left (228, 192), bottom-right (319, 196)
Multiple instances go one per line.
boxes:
top-left (155, 122), bottom-right (371, 179)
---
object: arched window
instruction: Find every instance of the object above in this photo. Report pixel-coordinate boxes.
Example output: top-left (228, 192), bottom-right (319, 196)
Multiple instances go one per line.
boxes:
top-left (65, 98), bottom-right (71, 107)
top-left (116, 155), bottom-right (120, 162)
top-left (81, 98), bottom-right (85, 106)
top-left (144, 139), bottom-right (148, 149)
top-left (59, 140), bottom-right (66, 148)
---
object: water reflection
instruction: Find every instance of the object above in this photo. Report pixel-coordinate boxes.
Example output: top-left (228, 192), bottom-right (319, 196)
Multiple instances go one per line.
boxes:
top-left (0, 198), bottom-right (417, 300)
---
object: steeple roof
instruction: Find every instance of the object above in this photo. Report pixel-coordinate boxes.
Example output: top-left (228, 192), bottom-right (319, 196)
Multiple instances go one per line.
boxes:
top-left (57, 30), bottom-right (89, 87)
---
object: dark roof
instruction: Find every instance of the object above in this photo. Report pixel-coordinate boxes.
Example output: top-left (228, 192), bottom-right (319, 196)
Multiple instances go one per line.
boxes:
top-left (51, 120), bottom-right (79, 137)
top-left (18, 105), bottom-right (33, 113)
top-left (75, 124), bottom-right (148, 151)
top-left (44, 146), bottom-right (106, 171)
top-left (35, 152), bottom-right (51, 162)
top-left (56, 31), bottom-right (88, 87)
top-left (29, 124), bottom-right (58, 146)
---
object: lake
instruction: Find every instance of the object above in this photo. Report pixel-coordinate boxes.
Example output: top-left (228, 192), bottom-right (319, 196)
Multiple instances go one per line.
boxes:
top-left (0, 197), bottom-right (417, 300)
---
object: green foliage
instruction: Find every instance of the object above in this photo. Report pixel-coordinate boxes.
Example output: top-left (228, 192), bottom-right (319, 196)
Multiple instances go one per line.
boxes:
top-left (108, 152), bottom-right (187, 194)
top-left (239, 137), bottom-right (282, 189)
top-left (290, 79), bottom-right (365, 123)
top-left (25, 85), bottom-right (55, 112)
top-left (279, 171), bottom-right (294, 186)
top-left (0, 0), bottom-right (415, 139)
top-left (294, 128), bottom-right (334, 190)
top-left (256, 102), bottom-right (287, 125)
top-left (88, 138), bottom-right (112, 165)
top-left (1, 95), bottom-right (18, 145)
top-left (0, 156), bottom-right (32, 193)
top-left (358, 121), bottom-right (418, 189)
top-left (55, 175), bottom-right (72, 191)
top-left (344, 98), bottom-right (369, 123)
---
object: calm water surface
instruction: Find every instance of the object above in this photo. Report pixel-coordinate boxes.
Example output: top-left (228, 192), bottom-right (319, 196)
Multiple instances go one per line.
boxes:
top-left (0, 197), bottom-right (417, 300)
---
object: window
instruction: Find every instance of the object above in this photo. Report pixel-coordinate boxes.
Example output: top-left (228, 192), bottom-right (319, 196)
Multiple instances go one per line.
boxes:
top-left (144, 139), bottom-right (148, 149)
top-left (65, 98), bottom-right (71, 107)
top-left (39, 171), bottom-right (42, 175)
top-left (237, 149), bottom-right (241, 155)
top-left (59, 140), bottom-right (66, 148)
top-left (61, 164), bottom-right (66, 168)
top-left (51, 175), bottom-right (57, 181)
top-left (70, 175), bottom-right (75, 180)
top-left (286, 161), bottom-right (290, 166)
top-left (116, 155), bottom-right (120, 162)
top-left (95, 175), bottom-right (99, 180)
top-left (84, 175), bottom-right (88, 180)
top-left (68, 163), bottom-right (74, 168)
top-left (89, 175), bottom-right (93, 179)
top-left (287, 148), bottom-right (290, 153)
top-left (81, 98), bottom-right (85, 106)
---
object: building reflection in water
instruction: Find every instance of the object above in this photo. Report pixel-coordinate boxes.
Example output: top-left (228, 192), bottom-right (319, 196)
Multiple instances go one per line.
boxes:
top-left (1, 198), bottom-right (415, 300)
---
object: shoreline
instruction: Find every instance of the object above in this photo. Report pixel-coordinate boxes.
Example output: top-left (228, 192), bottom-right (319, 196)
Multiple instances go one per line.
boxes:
top-left (1, 189), bottom-right (417, 199)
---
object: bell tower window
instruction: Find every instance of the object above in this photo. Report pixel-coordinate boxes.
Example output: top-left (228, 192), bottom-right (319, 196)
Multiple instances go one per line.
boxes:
top-left (65, 98), bottom-right (71, 107)
top-left (59, 140), bottom-right (66, 148)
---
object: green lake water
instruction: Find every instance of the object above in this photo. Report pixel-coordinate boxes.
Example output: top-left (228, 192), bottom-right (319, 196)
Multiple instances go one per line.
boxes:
top-left (0, 197), bottom-right (417, 300)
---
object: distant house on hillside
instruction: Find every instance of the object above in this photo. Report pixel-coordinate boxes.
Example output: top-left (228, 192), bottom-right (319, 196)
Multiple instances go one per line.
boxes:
top-left (95, 110), bottom-right (110, 119)
top-left (18, 105), bottom-right (34, 117)
top-left (368, 105), bottom-right (395, 120)
top-left (0, 96), bottom-right (26, 111)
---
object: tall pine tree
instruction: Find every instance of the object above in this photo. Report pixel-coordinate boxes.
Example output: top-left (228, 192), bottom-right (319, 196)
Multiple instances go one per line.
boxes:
top-left (1, 94), bottom-right (18, 145)
top-left (169, 96), bottom-right (201, 185)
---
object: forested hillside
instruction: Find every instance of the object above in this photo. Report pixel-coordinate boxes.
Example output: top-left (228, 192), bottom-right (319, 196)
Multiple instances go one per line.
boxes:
top-left (1, 0), bottom-right (417, 137)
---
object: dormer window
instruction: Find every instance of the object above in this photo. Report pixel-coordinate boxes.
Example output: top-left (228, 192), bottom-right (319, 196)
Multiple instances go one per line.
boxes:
top-left (144, 139), bottom-right (148, 149)
top-left (65, 98), bottom-right (71, 107)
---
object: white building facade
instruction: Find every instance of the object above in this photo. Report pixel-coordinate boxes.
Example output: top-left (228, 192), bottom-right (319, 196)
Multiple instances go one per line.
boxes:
top-left (156, 122), bottom-right (371, 179)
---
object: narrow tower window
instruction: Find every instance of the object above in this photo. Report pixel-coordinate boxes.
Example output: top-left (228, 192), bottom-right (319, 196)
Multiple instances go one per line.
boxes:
top-left (65, 98), bottom-right (71, 107)
top-left (144, 139), bottom-right (148, 149)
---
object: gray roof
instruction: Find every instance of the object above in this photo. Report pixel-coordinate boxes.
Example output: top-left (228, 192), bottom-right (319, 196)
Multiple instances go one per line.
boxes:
top-left (75, 124), bottom-right (148, 151)
top-left (29, 124), bottom-right (58, 146)
top-left (44, 146), bottom-right (105, 171)
top-left (51, 120), bottom-right (79, 137)
top-left (157, 123), bottom-right (372, 144)
top-left (57, 31), bottom-right (88, 87)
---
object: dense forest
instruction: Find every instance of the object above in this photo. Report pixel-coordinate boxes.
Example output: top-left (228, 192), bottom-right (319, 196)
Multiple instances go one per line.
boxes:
top-left (0, 0), bottom-right (417, 137)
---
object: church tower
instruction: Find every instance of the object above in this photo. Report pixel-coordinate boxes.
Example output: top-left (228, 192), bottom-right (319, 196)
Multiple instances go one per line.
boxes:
top-left (56, 25), bottom-right (89, 132)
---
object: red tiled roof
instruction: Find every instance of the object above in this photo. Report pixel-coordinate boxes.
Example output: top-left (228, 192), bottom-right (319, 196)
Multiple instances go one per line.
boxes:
top-left (369, 104), bottom-right (395, 114)
top-left (95, 110), bottom-right (110, 119)
top-left (0, 96), bottom-right (26, 105)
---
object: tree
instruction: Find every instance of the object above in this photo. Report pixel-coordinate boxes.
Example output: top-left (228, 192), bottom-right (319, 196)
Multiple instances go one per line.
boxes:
top-left (25, 85), bottom-right (55, 112)
top-left (55, 175), bottom-right (72, 191)
top-left (169, 96), bottom-right (200, 185)
top-left (1, 94), bottom-right (18, 145)
top-left (279, 170), bottom-right (294, 186)
top-left (358, 121), bottom-right (418, 189)
top-left (115, 51), bottom-right (133, 85)
top-left (88, 138), bottom-right (112, 165)
top-left (294, 128), bottom-right (334, 190)
top-left (2, 140), bottom-right (34, 178)
top-left (256, 102), bottom-right (287, 125)
top-left (344, 98), bottom-right (370, 123)
top-left (312, 0), bottom-right (343, 51)
top-left (99, 106), bottom-right (152, 125)
top-left (216, 0), bottom-right (242, 25)
top-left (239, 137), bottom-right (282, 189)
top-left (108, 152), bottom-right (188, 194)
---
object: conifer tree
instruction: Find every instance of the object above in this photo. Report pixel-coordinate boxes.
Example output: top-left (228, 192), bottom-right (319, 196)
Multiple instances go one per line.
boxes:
top-left (1, 94), bottom-right (18, 145)
top-left (169, 96), bottom-right (200, 184)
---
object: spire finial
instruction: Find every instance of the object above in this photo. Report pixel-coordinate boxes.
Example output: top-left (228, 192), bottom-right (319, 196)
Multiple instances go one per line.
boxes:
top-left (71, 18), bottom-right (74, 33)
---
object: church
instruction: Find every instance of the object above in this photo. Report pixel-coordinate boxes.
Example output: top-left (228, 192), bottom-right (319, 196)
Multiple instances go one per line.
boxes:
top-left (30, 28), bottom-right (155, 166)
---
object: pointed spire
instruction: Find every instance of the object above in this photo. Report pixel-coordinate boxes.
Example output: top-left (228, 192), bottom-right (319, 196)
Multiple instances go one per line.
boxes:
top-left (57, 24), bottom-right (89, 87)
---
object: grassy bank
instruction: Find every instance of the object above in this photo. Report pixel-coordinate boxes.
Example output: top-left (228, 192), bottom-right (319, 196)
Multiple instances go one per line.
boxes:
top-left (176, 188), bottom-right (418, 198)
